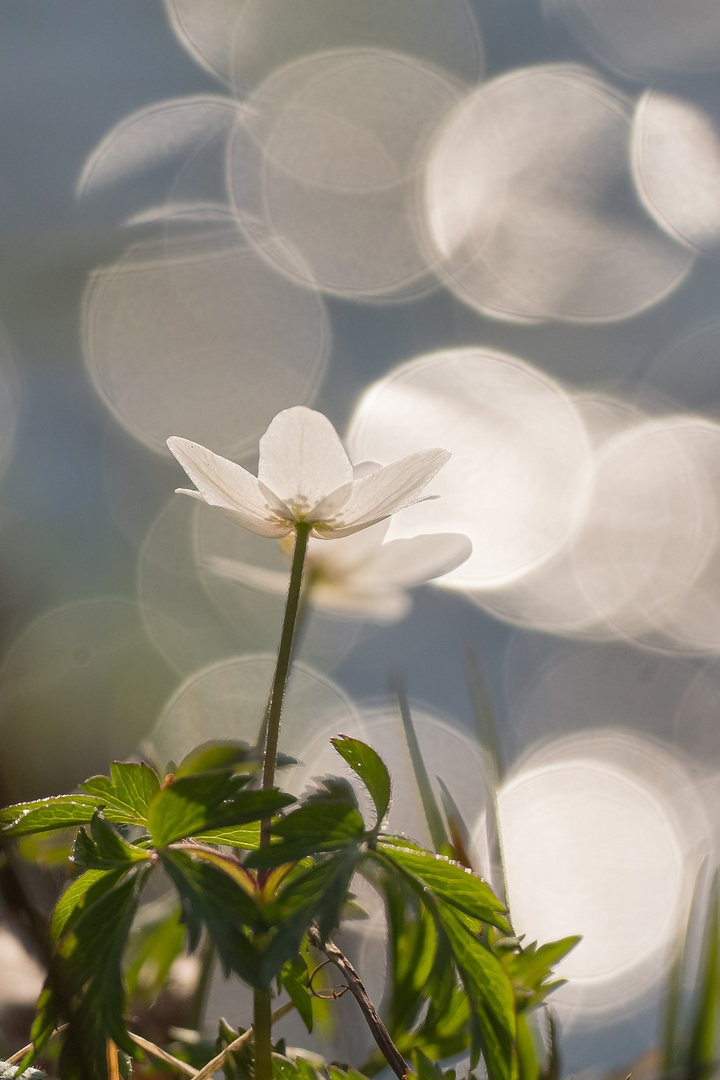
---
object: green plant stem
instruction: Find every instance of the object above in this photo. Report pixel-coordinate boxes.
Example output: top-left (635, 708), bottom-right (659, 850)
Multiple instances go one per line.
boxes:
top-left (261, 521), bottom-right (310, 810)
top-left (254, 523), bottom-right (310, 1080)
top-left (253, 987), bottom-right (274, 1080)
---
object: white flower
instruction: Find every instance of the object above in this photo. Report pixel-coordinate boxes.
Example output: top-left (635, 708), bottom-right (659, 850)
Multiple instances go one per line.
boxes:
top-left (167, 406), bottom-right (450, 540)
top-left (206, 517), bottom-right (472, 623)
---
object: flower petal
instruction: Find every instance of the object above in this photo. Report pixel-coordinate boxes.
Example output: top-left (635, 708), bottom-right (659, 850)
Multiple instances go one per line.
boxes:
top-left (310, 448), bottom-right (450, 537)
top-left (167, 436), bottom-right (291, 537)
top-left (312, 582), bottom-right (412, 623)
top-left (206, 556), bottom-right (290, 594)
top-left (359, 533), bottom-right (472, 586)
top-left (306, 519), bottom-right (392, 572)
top-left (257, 406), bottom-right (353, 514)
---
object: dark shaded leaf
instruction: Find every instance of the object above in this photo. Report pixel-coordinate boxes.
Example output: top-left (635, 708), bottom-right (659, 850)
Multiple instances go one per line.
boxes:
top-left (331, 736), bottom-right (391, 827)
top-left (124, 904), bottom-right (186, 1003)
top-left (148, 773), bottom-right (293, 848)
top-left (367, 866), bottom-right (471, 1070)
top-left (410, 1048), bottom-right (453, 1080)
top-left (72, 811), bottom-right (151, 871)
top-left (161, 849), bottom-right (262, 986)
top-left (261, 853), bottom-right (358, 983)
top-left (247, 801), bottom-right (365, 869)
top-left (280, 954), bottom-right (314, 1033)
top-left (176, 740), bottom-right (259, 775)
top-left (50, 868), bottom-right (128, 944)
top-left (42, 867), bottom-right (151, 1079)
top-left (382, 870), bottom-right (438, 1035)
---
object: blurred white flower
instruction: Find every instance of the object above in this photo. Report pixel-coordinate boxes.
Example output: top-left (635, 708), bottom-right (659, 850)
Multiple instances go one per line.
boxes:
top-left (167, 405), bottom-right (450, 540)
top-left (207, 518), bottom-right (472, 623)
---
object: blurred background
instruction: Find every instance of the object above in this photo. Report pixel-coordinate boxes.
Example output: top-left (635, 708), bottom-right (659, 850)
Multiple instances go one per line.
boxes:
top-left (2, 0), bottom-right (720, 1073)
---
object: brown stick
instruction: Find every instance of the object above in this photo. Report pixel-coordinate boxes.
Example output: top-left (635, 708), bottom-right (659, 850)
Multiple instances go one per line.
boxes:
top-left (307, 926), bottom-right (408, 1080)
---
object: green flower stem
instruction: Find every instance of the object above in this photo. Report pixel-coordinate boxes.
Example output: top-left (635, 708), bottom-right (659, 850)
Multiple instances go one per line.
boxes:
top-left (254, 523), bottom-right (310, 1080)
top-left (261, 521), bottom-right (311, 808)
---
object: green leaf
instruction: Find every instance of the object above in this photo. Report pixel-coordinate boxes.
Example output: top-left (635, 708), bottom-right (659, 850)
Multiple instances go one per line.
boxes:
top-left (50, 868), bottom-right (128, 944)
top-left (393, 679), bottom-right (448, 852)
top-left (364, 862), bottom-right (473, 1069)
top-left (124, 903), bottom-right (186, 1003)
top-left (148, 773), bottom-right (293, 848)
top-left (381, 870), bottom-right (438, 1036)
top-left (437, 906), bottom-right (515, 1036)
top-left (280, 955), bottom-right (314, 1033)
top-left (193, 822), bottom-right (261, 849)
top-left (376, 840), bottom-right (510, 933)
top-left (161, 849), bottom-right (262, 986)
top-left (505, 936), bottom-right (580, 1006)
top-left (437, 905), bottom-right (517, 1080)
top-left (261, 853), bottom-right (359, 983)
top-left (72, 811), bottom-right (151, 871)
top-left (27, 985), bottom-right (59, 1064)
top-left (0, 795), bottom-right (104, 837)
top-left (436, 776), bottom-right (475, 870)
top-left (410, 1048), bottom-right (453, 1080)
top-left (48, 866), bottom-right (151, 1078)
top-left (688, 872), bottom-right (720, 1073)
top-left (247, 800), bottom-right (365, 869)
top-left (515, 1013), bottom-right (541, 1080)
top-left (176, 740), bottom-right (260, 775)
top-left (331, 736), bottom-right (391, 827)
top-left (81, 761), bottom-right (161, 823)
top-left (16, 829), bottom-right (76, 866)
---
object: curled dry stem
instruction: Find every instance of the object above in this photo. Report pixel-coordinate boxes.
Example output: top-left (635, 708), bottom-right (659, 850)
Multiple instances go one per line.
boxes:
top-left (307, 925), bottom-right (409, 1080)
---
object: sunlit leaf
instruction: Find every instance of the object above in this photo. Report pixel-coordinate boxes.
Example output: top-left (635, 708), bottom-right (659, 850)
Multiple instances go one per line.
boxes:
top-left (505, 936), bottom-right (580, 1006)
top-left (437, 905), bottom-right (517, 1080)
top-left (0, 796), bottom-right (105, 837)
top-left (515, 1013), bottom-right (541, 1080)
top-left (331, 735), bottom-right (391, 827)
top-left (376, 840), bottom-right (510, 932)
top-left (192, 822), bottom-right (261, 849)
top-left (81, 761), bottom-right (161, 822)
